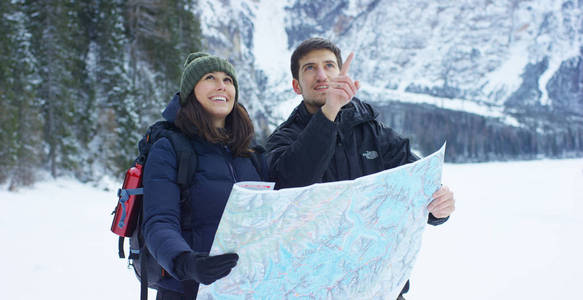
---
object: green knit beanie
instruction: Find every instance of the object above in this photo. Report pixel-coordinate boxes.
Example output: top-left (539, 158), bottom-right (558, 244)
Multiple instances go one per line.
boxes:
top-left (179, 52), bottom-right (238, 105)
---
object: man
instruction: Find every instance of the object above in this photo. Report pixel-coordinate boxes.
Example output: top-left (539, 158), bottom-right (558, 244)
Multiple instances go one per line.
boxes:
top-left (265, 37), bottom-right (455, 299)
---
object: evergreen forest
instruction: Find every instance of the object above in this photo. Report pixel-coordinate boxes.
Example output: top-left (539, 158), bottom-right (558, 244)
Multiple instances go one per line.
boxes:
top-left (0, 0), bottom-right (202, 190)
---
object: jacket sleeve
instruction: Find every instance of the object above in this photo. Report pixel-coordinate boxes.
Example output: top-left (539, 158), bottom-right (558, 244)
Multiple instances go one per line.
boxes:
top-left (142, 138), bottom-right (193, 279)
top-left (428, 213), bottom-right (449, 225)
top-left (265, 110), bottom-right (338, 189)
top-left (375, 121), bottom-right (419, 169)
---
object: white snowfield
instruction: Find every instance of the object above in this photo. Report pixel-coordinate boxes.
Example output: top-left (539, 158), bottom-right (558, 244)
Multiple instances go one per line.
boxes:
top-left (1, 157), bottom-right (581, 299)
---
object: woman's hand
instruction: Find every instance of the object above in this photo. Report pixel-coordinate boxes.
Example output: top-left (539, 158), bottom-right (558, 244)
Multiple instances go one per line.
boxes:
top-left (174, 251), bottom-right (239, 285)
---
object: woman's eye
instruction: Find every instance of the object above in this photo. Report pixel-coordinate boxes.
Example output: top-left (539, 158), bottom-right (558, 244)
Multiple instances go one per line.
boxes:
top-left (205, 75), bottom-right (214, 80)
top-left (224, 77), bottom-right (233, 84)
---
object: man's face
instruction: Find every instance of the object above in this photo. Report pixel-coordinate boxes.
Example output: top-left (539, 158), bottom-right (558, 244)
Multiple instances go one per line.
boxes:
top-left (292, 49), bottom-right (341, 114)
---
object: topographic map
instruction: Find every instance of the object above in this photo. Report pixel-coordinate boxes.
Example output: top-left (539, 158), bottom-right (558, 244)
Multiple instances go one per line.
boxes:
top-left (198, 143), bottom-right (446, 299)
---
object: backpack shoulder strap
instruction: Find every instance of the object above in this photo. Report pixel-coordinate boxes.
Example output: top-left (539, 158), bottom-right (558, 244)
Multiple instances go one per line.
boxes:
top-left (141, 121), bottom-right (197, 233)
top-left (165, 130), bottom-right (198, 189)
top-left (139, 121), bottom-right (198, 188)
top-left (159, 126), bottom-right (197, 234)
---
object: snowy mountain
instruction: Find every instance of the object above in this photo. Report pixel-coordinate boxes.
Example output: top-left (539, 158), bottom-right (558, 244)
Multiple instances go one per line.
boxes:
top-left (191, 0), bottom-right (583, 161)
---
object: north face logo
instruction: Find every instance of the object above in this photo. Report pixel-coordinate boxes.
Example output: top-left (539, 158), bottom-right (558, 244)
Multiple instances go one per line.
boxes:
top-left (361, 150), bottom-right (378, 160)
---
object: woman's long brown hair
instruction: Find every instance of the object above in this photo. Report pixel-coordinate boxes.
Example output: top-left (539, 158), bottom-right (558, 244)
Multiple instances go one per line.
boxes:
top-left (175, 91), bottom-right (254, 157)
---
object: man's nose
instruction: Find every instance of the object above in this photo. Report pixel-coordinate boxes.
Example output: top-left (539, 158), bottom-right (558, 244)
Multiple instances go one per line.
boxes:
top-left (316, 67), bottom-right (327, 81)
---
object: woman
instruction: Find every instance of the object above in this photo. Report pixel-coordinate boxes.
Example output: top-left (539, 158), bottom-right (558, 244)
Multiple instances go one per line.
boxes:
top-left (142, 52), bottom-right (264, 299)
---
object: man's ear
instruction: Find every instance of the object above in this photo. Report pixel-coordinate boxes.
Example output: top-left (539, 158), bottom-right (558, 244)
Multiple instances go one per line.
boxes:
top-left (292, 79), bottom-right (302, 95)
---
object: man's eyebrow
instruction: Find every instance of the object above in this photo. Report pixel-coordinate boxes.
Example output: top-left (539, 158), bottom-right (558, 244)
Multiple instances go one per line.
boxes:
top-left (301, 62), bottom-right (316, 69)
top-left (301, 60), bottom-right (337, 69)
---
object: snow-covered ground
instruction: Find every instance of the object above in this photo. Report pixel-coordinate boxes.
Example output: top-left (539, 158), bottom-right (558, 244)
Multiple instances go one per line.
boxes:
top-left (409, 158), bottom-right (583, 299)
top-left (1, 158), bottom-right (581, 299)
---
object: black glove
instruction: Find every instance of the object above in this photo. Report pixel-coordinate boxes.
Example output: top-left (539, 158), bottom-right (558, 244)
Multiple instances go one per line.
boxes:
top-left (174, 252), bottom-right (239, 285)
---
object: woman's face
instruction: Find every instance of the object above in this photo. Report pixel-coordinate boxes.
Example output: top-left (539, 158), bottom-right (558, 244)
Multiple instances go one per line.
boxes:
top-left (194, 71), bottom-right (236, 128)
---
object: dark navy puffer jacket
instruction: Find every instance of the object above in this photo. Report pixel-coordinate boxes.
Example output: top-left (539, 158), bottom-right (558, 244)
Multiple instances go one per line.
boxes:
top-left (141, 94), bottom-right (263, 292)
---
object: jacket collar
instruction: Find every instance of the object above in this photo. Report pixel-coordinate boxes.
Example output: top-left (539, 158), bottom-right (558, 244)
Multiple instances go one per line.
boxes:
top-left (161, 92), bottom-right (205, 140)
top-left (162, 92), bottom-right (181, 123)
top-left (292, 97), bottom-right (377, 127)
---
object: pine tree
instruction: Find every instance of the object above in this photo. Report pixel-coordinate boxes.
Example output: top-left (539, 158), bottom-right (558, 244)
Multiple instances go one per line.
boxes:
top-left (0, 0), bottom-right (42, 189)
top-left (25, 0), bottom-right (89, 178)
top-left (71, 0), bottom-right (100, 181)
top-left (89, 0), bottom-right (139, 177)
top-left (125, 0), bottom-right (202, 127)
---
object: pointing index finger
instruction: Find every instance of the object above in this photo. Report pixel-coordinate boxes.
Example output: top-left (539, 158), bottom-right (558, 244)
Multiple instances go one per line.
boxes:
top-left (340, 52), bottom-right (354, 76)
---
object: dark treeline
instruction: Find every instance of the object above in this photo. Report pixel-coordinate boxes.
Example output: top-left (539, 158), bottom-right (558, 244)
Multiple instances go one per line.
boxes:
top-left (376, 101), bottom-right (583, 162)
top-left (0, 0), bottom-right (202, 190)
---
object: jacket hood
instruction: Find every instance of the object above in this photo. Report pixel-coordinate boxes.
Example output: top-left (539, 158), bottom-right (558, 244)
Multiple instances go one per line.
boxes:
top-left (162, 92), bottom-right (181, 123)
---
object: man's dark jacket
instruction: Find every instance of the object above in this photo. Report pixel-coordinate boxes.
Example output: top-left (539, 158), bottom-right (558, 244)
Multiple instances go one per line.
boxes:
top-left (265, 97), bottom-right (448, 294)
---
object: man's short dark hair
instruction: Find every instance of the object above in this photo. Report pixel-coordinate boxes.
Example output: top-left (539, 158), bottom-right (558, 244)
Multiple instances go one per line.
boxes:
top-left (290, 37), bottom-right (343, 80)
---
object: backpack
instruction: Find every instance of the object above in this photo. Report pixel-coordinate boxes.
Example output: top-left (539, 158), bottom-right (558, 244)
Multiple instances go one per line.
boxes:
top-left (110, 120), bottom-right (267, 300)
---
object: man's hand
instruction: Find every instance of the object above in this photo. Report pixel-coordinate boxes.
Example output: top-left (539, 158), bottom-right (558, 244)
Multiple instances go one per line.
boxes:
top-left (427, 185), bottom-right (455, 219)
top-left (321, 52), bottom-right (360, 121)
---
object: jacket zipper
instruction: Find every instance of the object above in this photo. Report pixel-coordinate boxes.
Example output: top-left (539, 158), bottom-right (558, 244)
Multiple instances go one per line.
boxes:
top-left (224, 146), bottom-right (238, 182)
top-left (227, 161), bottom-right (237, 182)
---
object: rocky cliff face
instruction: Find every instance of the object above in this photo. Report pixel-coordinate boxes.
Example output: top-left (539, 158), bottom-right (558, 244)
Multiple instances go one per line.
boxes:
top-left (547, 51), bottom-right (583, 115)
top-left (192, 0), bottom-right (583, 161)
